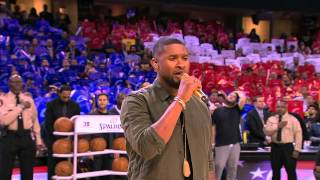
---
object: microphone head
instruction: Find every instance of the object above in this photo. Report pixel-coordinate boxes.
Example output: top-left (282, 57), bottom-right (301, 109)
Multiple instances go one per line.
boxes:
top-left (194, 89), bottom-right (209, 105)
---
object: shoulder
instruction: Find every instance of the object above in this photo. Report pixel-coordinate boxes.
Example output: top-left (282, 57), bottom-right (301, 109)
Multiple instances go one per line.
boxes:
top-left (21, 92), bottom-right (35, 102)
top-left (247, 109), bottom-right (256, 116)
top-left (129, 85), bottom-right (152, 97)
top-left (70, 100), bottom-right (80, 106)
top-left (126, 85), bottom-right (154, 102)
top-left (287, 113), bottom-right (300, 123)
top-left (47, 98), bottom-right (59, 107)
top-left (88, 111), bottom-right (98, 115)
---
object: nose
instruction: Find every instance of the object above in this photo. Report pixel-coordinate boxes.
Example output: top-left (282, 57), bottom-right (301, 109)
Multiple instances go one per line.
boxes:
top-left (176, 57), bottom-right (187, 67)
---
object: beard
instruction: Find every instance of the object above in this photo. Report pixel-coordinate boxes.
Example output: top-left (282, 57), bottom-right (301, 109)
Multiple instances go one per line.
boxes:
top-left (224, 99), bottom-right (237, 107)
top-left (162, 75), bottom-right (180, 89)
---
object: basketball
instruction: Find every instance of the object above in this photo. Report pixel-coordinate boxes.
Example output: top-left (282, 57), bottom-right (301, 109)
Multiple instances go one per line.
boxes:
top-left (78, 138), bottom-right (90, 153)
top-left (112, 136), bottom-right (126, 151)
top-left (112, 157), bottom-right (129, 172)
top-left (54, 117), bottom-right (74, 132)
top-left (52, 138), bottom-right (72, 154)
top-left (55, 161), bottom-right (73, 176)
top-left (90, 137), bottom-right (107, 151)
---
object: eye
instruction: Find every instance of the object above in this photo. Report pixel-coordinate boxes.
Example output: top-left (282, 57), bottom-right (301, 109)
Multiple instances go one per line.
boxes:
top-left (182, 56), bottom-right (189, 61)
top-left (168, 55), bottom-right (177, 61)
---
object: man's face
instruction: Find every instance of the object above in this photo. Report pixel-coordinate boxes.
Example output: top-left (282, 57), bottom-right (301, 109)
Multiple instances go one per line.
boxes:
top-left (153, 44), bottom-right (189, 89)
top-left (42, 60), bottom-right (49, 67)
top-left (209, 92), bottom-right (219, 103)
top-left (59, 90), bottom-right (71, 103)
top-left (9, 76), bottom-right (23, 94)
top-left (227, 92), bottom-right (238, 103)
top-left (276, 101), bottom-right (287, 115)
top-left (97, 95), bottom-right (108, 110)
top-left (47, 39), bottom-right (53, 47)
top-left (308, 107), bottom-right (317, 116)
top-left (254, 97), bottom-right (265, 110)
top-left (306, 95), bottom-right (315, 105)
top-left (62, 60), bottom-right (70, 68)
top-left (224, 92), bottom-right (238, 107)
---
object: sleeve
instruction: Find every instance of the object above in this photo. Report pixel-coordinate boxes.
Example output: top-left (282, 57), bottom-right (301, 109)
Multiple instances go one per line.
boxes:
top-left (44, 102), bottom-right (54, 145)
top-left (263, 116), bottom-right (278, 136)
top-left (30, 98), bottom-right (42, 145)
top-left (75, 103), bottom-right (81, 116)
top-left (293, 117), bottom-right (303, 151)
top-left (300, 119), bottom-right (310, 140)
top-left (120, 94), bottom-right (165, 160)
top-left (208, 128), bottom-right (214, 172)
top-left (211, 110), bottom-right (218, 125)
top-left (316, 149), bottom-right (320, 166)
top-left (247, 111), bottom-right (266, 141)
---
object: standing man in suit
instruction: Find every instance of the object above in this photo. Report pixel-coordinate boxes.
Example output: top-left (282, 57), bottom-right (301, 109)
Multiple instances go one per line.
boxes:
top-left (247, 95), bottom-right (271, 146)
top-left (44, 85), bottom-right (80, 180)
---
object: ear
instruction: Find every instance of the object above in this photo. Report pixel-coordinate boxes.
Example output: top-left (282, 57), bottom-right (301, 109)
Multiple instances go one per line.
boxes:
top-left (150, 58), bottom-right (159, 72)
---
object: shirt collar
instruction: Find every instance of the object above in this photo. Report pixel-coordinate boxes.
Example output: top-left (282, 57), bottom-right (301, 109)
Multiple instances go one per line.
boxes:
top-left (8, 91), bottom-right (19, 97)
top-left (255, 107), bottom-right (263, 113)
top-left (153, 79), bottom-right (172, 102)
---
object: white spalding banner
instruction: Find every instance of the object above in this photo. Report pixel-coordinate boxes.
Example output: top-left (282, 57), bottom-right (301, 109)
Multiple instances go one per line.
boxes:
top-left (73, 115), bottom-right (124, 133)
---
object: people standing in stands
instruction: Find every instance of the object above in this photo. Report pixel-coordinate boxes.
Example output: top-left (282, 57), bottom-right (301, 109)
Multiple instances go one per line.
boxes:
top-left (39, 4), bottom-right (53, 25)
top-left (12, 5), bottom-right (24, 24)
top-left (212, 91), bottom-right (246, 180)
top-left (27, 8), bottom-right (39, 26)
top-left (248, 28), bottom-right (261, 43)
top-left (0, 74), bottom-right (45, 180)
top-left (55, 7), bottom-right (71, 32)
top-left (247, 95), bottom-right (271, 146)
top-left (44, 85), bottom-right (80, 180)
top-left (264, 100), bottom-right (302, 180)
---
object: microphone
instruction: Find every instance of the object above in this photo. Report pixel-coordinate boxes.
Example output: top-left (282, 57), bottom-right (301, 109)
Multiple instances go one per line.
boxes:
top-left (182, 73), bottom-right (209, 105)
top-left (194, 88), bottom-right (209, 105)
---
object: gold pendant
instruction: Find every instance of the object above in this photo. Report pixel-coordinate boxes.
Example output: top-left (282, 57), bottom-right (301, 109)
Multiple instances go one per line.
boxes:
top-left (183, 159), bottom-right (191, 177)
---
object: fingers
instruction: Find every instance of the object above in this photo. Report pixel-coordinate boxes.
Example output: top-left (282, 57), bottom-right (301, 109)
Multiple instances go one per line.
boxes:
top-left (22, 101), bottom-right (31, 109)
top-left (182, 73), bottom-right (202, 87)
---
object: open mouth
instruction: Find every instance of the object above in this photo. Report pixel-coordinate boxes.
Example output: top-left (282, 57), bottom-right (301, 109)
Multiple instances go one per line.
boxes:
top-left (174, 72), bottom-right (185, 79)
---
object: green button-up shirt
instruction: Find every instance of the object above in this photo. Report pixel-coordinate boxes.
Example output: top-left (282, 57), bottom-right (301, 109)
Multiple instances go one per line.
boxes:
top-left (120, 80), bottom-right (214, 180)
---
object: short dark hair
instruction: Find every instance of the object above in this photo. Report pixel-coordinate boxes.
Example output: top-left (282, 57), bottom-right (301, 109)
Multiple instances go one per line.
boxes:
top-left (308, 103), bottom-right (319, 111)
top-left (252, 95), bottom-right (264, 103)
top-left (153, 37), bottom-right (185, 58)
top-left (59, 85), bottom-right (72, 93)
top-left (97, 93), bottom-right (109, 99)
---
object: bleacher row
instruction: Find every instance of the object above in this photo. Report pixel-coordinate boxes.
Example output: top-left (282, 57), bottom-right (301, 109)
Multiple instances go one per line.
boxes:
top-left (1, 16), bottom-right (320, 122)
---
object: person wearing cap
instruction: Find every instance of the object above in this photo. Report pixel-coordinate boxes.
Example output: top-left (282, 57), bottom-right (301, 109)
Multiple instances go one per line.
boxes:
top-left (0, 74), bottom-right (45, 180)
top-left (212, 91), bottom-right (246, 180)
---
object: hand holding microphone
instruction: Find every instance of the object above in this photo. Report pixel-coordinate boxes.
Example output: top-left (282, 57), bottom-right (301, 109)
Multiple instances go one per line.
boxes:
top-left (177, 73), bottom-right (208, 105)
